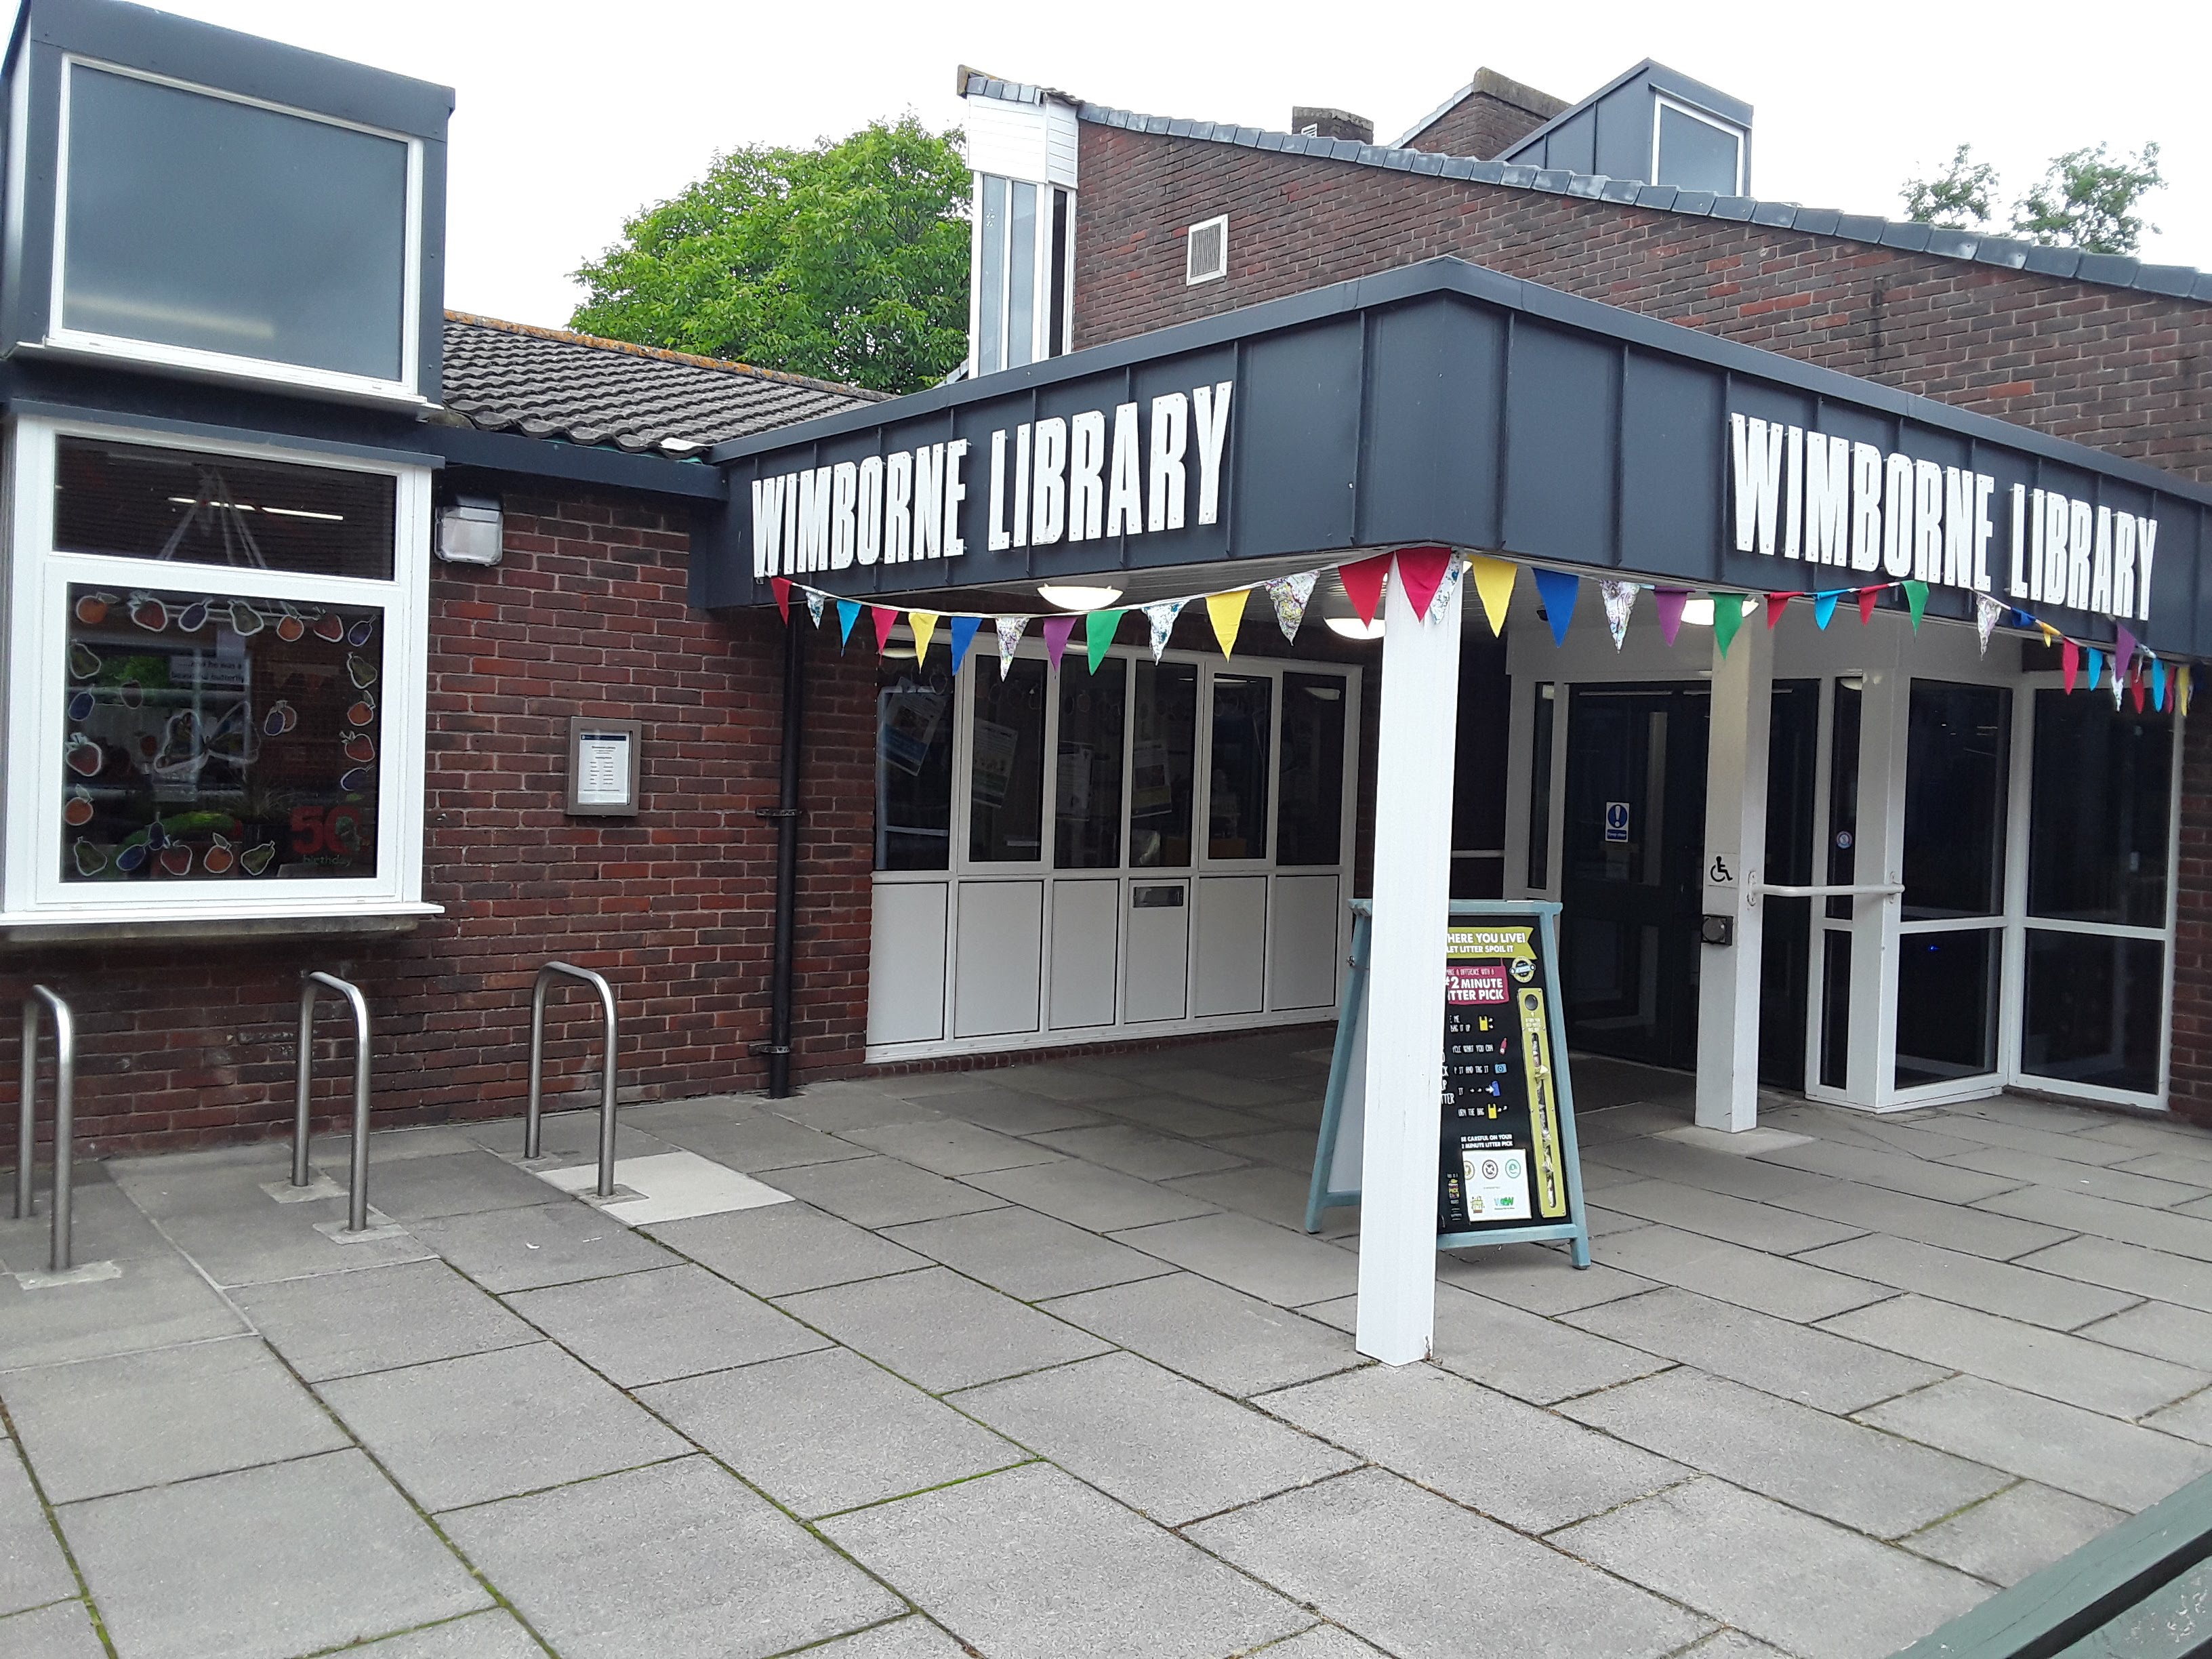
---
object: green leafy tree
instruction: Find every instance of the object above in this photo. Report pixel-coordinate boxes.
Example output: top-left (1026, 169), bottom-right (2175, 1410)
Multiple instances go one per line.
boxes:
top-left (1901, 144), bottom-right (1999, 230)
top-left (572, 117), bottom-right (969, 395)
top-left (2011, 142), bottom-right (2163, 255)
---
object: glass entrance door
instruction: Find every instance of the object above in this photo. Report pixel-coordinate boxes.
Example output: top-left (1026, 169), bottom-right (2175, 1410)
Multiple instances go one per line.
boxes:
top-left (1560, 685), bottom-right (1709, 1068)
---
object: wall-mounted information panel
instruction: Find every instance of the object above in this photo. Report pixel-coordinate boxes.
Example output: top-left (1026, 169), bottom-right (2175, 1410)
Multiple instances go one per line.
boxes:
top-left (1305, 899), bottom-right (1591, 1265)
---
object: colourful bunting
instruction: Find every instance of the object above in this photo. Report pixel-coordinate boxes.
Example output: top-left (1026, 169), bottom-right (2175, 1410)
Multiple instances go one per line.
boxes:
top-left (1268, 572), bottom-right (1317, 642)
top-left (771, 577), bottom-right (793, 622)
top-left (2181, 665), bottom-right (2193, 717)
top-left (1041, 615), bottom-right (1076, 669)
top-left (1654, 589), bottom-right (1689, 646)
top-left (2117, 626), bottom-right (2137, 676)
top-left (1711, 592), bottom-right (1745, 658)
top-left (2114, 655), bottom-right (2127, 708)
top-left (2130, 660), bottom-right (2146, 713)
top-left (1814, 592), bottom-right (1841, 630)
top-left (2062, 638), bottom-right (2078, 692)
top-left (1339, 554), bottom-right (1391, 627)
top-left (2087, 647), bottom-right (2104, 691)
top-left (1765, 592), bottom-right (1790, 630)
top-left (1532, 569), bottom-right (1580, 646)
top-left (1143, 600), bottom-right (1185, 661)
top-left (1470, 556), bottom-right (1517, 638)
top-left (837, 599), bottom-right (861, 647)
top-left (2152, 657), bottom-right (2168, 712)
top-left (1207, 590), bottom-right (1248, 656)
top-left (1975, 594), bottom-right (2005, 655)
top-left (907, 610), bottom-right (940, 663)
top-left (1599, 581), bottom-right (1635, 651)
top-left (804, 590), bottom-right (825, 628)
top-left (1427, 556), bottom-right (1467, 623)
top-left (870, 605), bottom-right (898, 652)
top-left (1902, 580), bottom-right (1929, 630)
top-left (947, 615), bottom-right (981, 674)
top-left (1085, 608), bottom-right (1124, 673)
top-left (1858, 588), bottom-right (1881, 627)
top-left (994, 616), bottom-right (1026, 677)
top-left (1393, 547), bottom-right (1454, 619)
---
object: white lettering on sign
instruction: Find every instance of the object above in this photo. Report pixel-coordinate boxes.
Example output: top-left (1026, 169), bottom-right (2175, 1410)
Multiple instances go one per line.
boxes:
top-left (750, 382), bottom-right (1233, 581)
top-left (1729, 413), bottom-right (2154, 626)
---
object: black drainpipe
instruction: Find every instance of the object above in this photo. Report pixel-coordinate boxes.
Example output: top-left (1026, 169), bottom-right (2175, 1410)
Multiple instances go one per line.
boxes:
top-left (758, 619), bottom-right (803, 1097)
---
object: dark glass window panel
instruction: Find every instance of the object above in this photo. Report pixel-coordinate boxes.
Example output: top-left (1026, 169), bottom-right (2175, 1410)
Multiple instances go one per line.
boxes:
top-left (1528, 684), bottom-right (1554, 889)
top-left (62, 583), bottom-right (382, 883)
top-left (1208, 674), bottom-right (1273, 859)
top-left (1056, 659), bottom-right (1126, 869)
top-left (2022, 930), bottom-right (2165, 1094)
top-left (1007, 181), bottom-right (1037, 371)
top-left (1902, 682), bottom-right (2009, 920)
top-left (976, 176), bottom-right (1006, 376)
top-left (1047, 188), bottom-right (1070, 358)
top-left (1130, 661), bottom-right (1196, 868)
top-left (971, 657), bottom-right (1047, 861)
top-left (1826, 680), bottom-right (1862, 921)
top-left (1564, 694), bottom-right (1669, 888)
top-left (1893, 928), bottom-right (2000, 1086)
top-left (63, 66), bottom-right (408, 382)
top-left (1276, 672), bottom-right (1347, 866)
top-left (875, 662), bottom-right (954, 871)
top-left (1819, 930), bottom-right (1852, 1090)
top-left (55, 438), bottom-right (396, 580)
top-left (2028, 692), bottom-right (2172, 927)
top-left (1654, 104), bottom-right (1740, 194)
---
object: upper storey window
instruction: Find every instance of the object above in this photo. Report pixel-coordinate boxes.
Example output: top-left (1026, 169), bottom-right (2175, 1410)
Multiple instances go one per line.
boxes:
top-left (972, 173), bottom-right (1072, 376)
top-left (1652, 94), bottom-right (1744, 195)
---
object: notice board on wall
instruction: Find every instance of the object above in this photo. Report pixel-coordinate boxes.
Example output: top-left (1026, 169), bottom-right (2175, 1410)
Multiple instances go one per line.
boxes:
top-left (1305, 899), bottom-right (1591, 1266)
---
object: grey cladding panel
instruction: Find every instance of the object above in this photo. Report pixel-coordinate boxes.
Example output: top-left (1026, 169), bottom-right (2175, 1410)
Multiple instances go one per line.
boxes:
top-left (1231, 319), bottom-right (1361, 558)
top-left (1358, 297), bottom-right (1503, 549)
top-left (1592, 86), bottom-right (1650, 186)
top-left (1502, 322), bottom-right (1618, 567)
top-left (1544, 108), bottom-right (1597, 176)
top-left (1620, 352), bottom-right (1725, 583)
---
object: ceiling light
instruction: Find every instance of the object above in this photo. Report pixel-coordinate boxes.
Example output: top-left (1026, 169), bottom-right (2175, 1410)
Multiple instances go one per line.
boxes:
top-left (1037, 583), bottom-right (1124, 612)
top-left (1681, 597), bottom-right (1715, 627)
top-left (1326, 617), bottom-right (1385, 641)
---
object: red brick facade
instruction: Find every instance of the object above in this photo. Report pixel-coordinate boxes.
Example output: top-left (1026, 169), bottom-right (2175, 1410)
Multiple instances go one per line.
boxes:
top-left (0, 489), bottom-right (876, 1157)
top-left (1401, 71), bottom-right (1566, 162)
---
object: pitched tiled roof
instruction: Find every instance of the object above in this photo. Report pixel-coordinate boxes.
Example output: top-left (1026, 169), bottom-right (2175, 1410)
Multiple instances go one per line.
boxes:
top-left (438, 312), bottom-right (885, 454)
top-left (960, 77), bottom-right (2212, 305)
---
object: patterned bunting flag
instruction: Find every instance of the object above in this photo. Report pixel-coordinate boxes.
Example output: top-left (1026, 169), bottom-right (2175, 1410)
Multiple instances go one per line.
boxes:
top-left (1901, 580), bottom-right (1929, 631)
top-left (1393, 547), bottom-right (1454, 619)
top-left (1975, 594), bottom-right (2005, 655)
top-left (1470, 556), bottom-right (1517, 638)
top-left (2114, 655), bottom-right (2129, 708)
top-left (994, 616), bottom-right (1027, 676)
top-left (1858, 588), bottom-right (1881, 626)
top-left (771, 577), bottom-right (794, 622)
top-left (1339, 554), bottom-right (1392, 627)
top-left (1267, 572), bottom-right (1317, 642)
top-left (804, 590), bottom-right (825, 628)
top-left (837, 599), bottom-right (861, 648)
top-left (2062, 638), bottom-right (2078, 692)
top-left (1599, 581), bottom-right (1636, 650)
top-left (907, 610), bottom-right (939, 663)
top-left (1711, 592), bottom-right (1745, 658)
top-left (1813, 592), bottom-right (1841, 630)
top-left (1085, 609), bottom-right (1124, 673)
top-left (1654, 589), bottom-right (1689, 646)
top-left (1143, 600), bottom-right (1185, 661)
top-left (870, 605), bottom-right (899, 652)
top-left (1040, 615), bottom-right (1076, 669)
top-left (1427, 556), bottom-right (1467, 623)
top-left (1532, 569), bottom-right (1579, 646)
top-left (1207, 590), bottom-right (1248, 656)
top-left (947, 615), bottom-right (981, 674)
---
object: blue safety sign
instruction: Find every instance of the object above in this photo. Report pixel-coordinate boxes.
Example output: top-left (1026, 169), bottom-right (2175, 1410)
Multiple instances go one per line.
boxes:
top-left (1603, 802), bottom-right (1631, 843)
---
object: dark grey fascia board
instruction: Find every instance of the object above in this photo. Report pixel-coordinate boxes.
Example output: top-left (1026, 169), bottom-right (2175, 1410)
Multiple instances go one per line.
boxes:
top-left (18, 0), bottom-right (453, 136)
top-left (431, 425), bottom-right (728, 501)
top-left (3, 396), bottom-right (442, 470)
top-left (708, 255), bottom-right (2212, 512)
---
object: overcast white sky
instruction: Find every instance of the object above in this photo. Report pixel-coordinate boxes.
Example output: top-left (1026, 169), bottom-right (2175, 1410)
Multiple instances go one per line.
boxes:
top-left (110, 0), bottom-right (2212, 329)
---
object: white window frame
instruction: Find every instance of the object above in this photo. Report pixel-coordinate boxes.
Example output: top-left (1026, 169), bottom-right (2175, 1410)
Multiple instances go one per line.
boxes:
top-left (966, 172), bottom-right (1073, 377)
top-left (1186, 214), bottom-right (1229, 286)
top-left (1649, 92), bottom-right (1746, 197)
top-left (1, 415), bottom-right (436, 928)
top-left (45, 56), bottom-right (427, 407)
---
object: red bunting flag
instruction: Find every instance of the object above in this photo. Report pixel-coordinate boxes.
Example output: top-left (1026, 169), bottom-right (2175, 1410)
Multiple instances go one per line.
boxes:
top-left (2131, 661), bottom-right (2147, 713)
top-left (2062, 638), bottom-right (2079, 692)
top-left (1339, 554), bottom-right (1393, 627)
top-left (771, 577), bottom-right (793, 622)
top-left (1857, 588), bottom-right (1881, 626)
top-left (1765, 593), bottom-right (1790, 630)
top-left (870, 605), bottom-right (899, 652)
top-left (1393, 546), bottom-right (1454, 619)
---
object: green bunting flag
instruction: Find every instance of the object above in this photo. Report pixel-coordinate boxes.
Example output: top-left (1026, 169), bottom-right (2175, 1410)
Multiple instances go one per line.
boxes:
top-left (1902, 579), bottom-right (1929, 630)
top-left (1084, 608), bottom-right (1124, 673)
top-left (1711, 592), bottom-right (1746, 658)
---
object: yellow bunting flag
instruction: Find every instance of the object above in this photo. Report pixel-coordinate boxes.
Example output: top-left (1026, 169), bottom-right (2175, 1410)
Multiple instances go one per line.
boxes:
top-left (1469, 556), bottom-right (1517, 638)
top-left (2182, 665), bottom-right (2194, 717)
top-left (1206, 590), bottom-right (1248, 656)
top-left (907, 610), bottom-right (939, 662)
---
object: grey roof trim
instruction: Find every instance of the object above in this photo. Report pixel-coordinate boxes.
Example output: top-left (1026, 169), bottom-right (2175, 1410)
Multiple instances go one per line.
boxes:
top-left (1038, 88), bottom-right (2209, 305)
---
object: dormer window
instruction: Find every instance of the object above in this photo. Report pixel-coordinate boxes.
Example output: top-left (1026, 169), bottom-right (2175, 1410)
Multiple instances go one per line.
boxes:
top-left (972, 174), bottom-right (1073, 375)
top-left (1651, 94), bottom-right (1745, 195)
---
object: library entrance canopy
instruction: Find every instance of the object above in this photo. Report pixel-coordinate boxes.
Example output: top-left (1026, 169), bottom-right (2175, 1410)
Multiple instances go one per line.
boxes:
top-left (699, 257), bottom-right (2212, 661)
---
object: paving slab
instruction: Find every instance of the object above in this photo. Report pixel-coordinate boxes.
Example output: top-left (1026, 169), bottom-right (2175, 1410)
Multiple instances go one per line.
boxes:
top-left (233, 1258), bottom-right (537, 1381)
top-left (410, 1200), bottom-right (676, 1293)
top-left (1147, 1069), bottom-right (1309, 1111)
top-left (2072, 1300), bottom-right (2212, 1371)
top-left (2066, 1116), bottom-right (2212, 1157)
top-left (0, 1179), bottom-right (171, 1271)
top-left (3, 1334), bottom-right (347, 1502)
top-left (780, 1266), bottom-right (1108, 1391)
top-left (806, 1616), bottom-right (975, 1657)
top-left (1245, 1629), bottom-right (1388, 1658)
top-left (1856, 1374), bottom-right (2212, 1511)
top-left (878, 1207), bottom-right (1168, 1300)
top-left (1259, 1361), bottom-right (1688, 1532)
top-left (953, 1351), bottom-right (1354, 1525)
top-left (0, 1446), bottom-right (72, 1618)
top-left (1902, 1481), bottom-right (2127, 1588)
top-left (964, 1159), bottom-right (1220, 1231)
top-left (833, 1118), bottom-right (1062, 1176)
top-left (1031, 1122), bottom-right (1244, 1181)
top-left (1434, 1243), bottom-right (1653, 1314)
top-left (1189, 1466), bottom-right (1709, 1659)
top-left (1767, 1177), bottom-right (2069, 1261)
top-left (445, 1454), bottom-right (901, 1659)
top-left (1922, 1111), bottom-right (2148, 1164)
top-left (1754, 1139), bottom-right (2027, 1204)
top-left (1795, 1233), bottom-right (2139, 1331)
top-left (1208, 1128), bottom-right (1333, 1169)
top-left (0, 1254), bottom-right (245, 1371)
top-left (1109, 1211), bottom-right (1359, 1307)
top-left (1938, 1146), bottom-right (2209, 1208)
top-left (1044, 1273), bottom-right (1357, 1396)
top-left (505, 1263), bottom-right (827, 1387)
top-left (319, 1340), bottom-right (687, 1512)
top-left (649, 1111), bottom-right (876, 1173)
top-left (768, 1091), bottom-right (945, 1134)
top-left (975, 1064), bottom-right (1149, 1103)
top-left (0, 1599), bottom-right (104, 1658)
top-left (1820, 1294), bottom-right (2208, 1418)
top-left (824, 1462), bottom-right (1303, 1659)
top-left (2112, 1148), bottom-right (2212, 1189)
top-left (1089, 1092), bottom-right (1271, 1139)
top-left (1593, 1178), bottom-right (1865, 1254)
top-left (1166, 1166), bottom-right (1359, 1238)
top-left (1308, 1282), bottom-right (1671, 1405)
top-left (2145, 1389), bottom-right (2212, 1443)
top-left (352, 1149), bottom-right (560, 1222)
top-left (1565, 1286), bottom-right (1946, 1414)
top-left (771, 1156), bottom-right (1008, 1229)
top-left (1975, 1185), bottom-right (2212, 1261)
top-left (1946, 1097), bottom-right (2114, 1134)
top-left (1581, 1136), bottom-right (1828, 1204)
top-left (647, 1202), bottom-right (926, 1296)
top-left (348, 1610), bottom-right (548, 1656)
top-left (1559, 1367), bottom-right (2007, 1537)
top-left (916, 1087), bottom-right (1109, 1135)
top-left (1591, 1221), bottom-right (1890, 1322)
top-left (109, 1160), bottom-right (432, 1286)
top-left (641, 1345), bottom-right (1025, 1517)
top-left (2013, 1235), bottom-right (2212, 1314)
top-left (1549, 1475), bottom-right (1987, 1659)
top-left (62, 1448), bottom-right (487, 1659)
top-left (1673, 1635), bottom-right (1792, 1659)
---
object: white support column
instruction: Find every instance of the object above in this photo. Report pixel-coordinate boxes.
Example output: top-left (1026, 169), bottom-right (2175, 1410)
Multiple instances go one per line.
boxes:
top-left (1846, 639), bottom-right (1911, 1109)
top-left (1355, 568), bottom-right (1462, 1366)
top-left (1695, 608), bottom-right (1773, 1132)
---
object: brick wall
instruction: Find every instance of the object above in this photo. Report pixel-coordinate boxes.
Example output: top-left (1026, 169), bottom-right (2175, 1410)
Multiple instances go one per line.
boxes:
top-left (1403, 72), bottom-right (1565, 161)
top-left (2172, 716), bottom-right (2212, 1126)
top-left (1073, 125), bottom-right (2212, 484)
top-left (0, 488), bottom-right (875, 1158)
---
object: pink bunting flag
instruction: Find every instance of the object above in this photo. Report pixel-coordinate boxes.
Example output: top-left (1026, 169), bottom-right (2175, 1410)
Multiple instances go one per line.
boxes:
top-left (1765, 593), bottom-right (1790, 630)
top-left (2062, 638), bottom-right (2078, 692)
top-left (1857, 588), bottom-right (1881, 627)
top-left (1654, 588), bottom-right (1689, 647)
top-left (2117, 625), bottom-right (2137, 676)
top-left (870, 606), bottom-right (898, 652)
top-left (1041, 614), bottom-right (1077, 668)
top-left (1393, 547), bottom-right (1453, 620)
top-left (771, 577), bottom-right (793, 622)
top-left (1339, 554), bottom-right (1392, 627)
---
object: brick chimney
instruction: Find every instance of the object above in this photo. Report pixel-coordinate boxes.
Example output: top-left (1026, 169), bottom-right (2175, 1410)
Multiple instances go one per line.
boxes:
top-left (1290, 106), bottom-right (1374, 144)
top-left (1402, 68), bottom-right (1567, 159)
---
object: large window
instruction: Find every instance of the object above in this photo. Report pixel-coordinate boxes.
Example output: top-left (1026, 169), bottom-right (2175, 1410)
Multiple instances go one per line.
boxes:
top-left (876, 661), bottom-right (955, 871)
top-left (1651, 96), bottom-right (1744, 194)
top-left (3, 422), bottom-right (430, 923)
top-left (970, 173), bottom-right (1073, 376)
top-left (55, 62), bottom-right (419, 396)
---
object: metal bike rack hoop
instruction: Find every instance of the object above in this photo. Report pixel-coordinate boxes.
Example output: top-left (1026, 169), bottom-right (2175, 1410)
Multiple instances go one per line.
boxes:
top-left (14, 985), bottom-right (77, 1272)
top-left (294, 971), bottom-right (373, 1233)
top-left (525, 962), bottom-right (619, 1199)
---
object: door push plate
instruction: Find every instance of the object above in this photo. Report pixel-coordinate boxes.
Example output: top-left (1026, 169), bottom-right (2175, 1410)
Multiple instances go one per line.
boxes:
top-left (1699, 914), bottom-right (1735, 947)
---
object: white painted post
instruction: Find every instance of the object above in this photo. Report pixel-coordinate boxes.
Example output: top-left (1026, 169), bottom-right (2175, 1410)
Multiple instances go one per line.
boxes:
top-left (1846, 634), bottom-right (1911, 1109)
top-left (1695, 603), bottom-right (1773, 1132)
top-left (1355, 566), bottom-right (1461, 1366)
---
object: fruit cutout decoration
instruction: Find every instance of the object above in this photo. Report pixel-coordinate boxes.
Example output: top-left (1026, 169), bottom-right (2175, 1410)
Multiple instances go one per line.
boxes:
top-left (158, 845), bottom-right (194, 877)
top-left (68, 690), bottom-right (94, 721)
top-left (178, 600), bottom-right (210, 633)
top-left (314, 613), bottom-right (345, 643)
top-left (64, 791), bottom-right (94, 827)
top-left (69, 643), bottom-right (100, 679)
top-left (66, 734), bottom-right (102, 777)
top-left (263, 699), bottom-right (298, 737)
top-left (241, 844), bottom-right (276, 876)
top-left (228, 602), bottom-right (264, 637)
top-left (275, 610), bottom-right (305, 642)
top-left (74, 593), bottom-right (113, 625)
top-left (346, 696), bottom-right (375, 728)
top-left (348, 617), bottom-right (375, 647)
top-left (347, 654), bottom-right (377, 688)
top-left (73, 841), bottom-right (106, 876)
top-left (203, 834), bottom-right (234, 876)
top-left (130, 596), bottom-right (167, 631)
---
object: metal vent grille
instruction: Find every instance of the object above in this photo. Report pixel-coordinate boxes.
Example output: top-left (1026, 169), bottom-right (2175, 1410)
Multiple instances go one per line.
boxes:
top-left (1186, 216), bottom-right (1227, 285)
